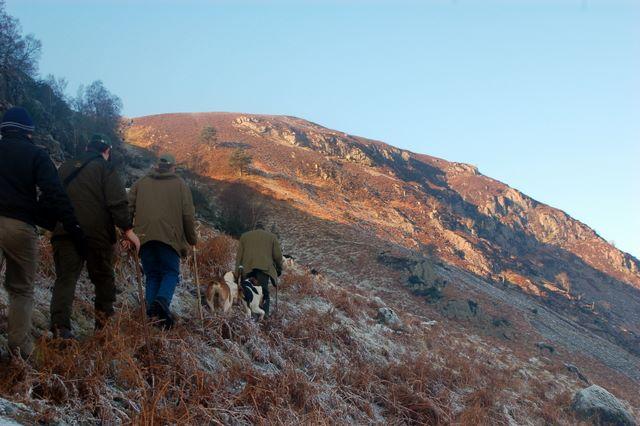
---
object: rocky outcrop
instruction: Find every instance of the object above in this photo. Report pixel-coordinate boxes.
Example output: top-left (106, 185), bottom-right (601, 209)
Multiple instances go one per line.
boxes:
top-left (233, 115), bottom-right (375, 166)
top-left (0, 397), bottom-right (34, 424)
top-left (376, 252), bottom-right (447, 299)
top-left (376, 307), bottom-right (403, 331)
top-left (571, 385), bottom-right (636, 426)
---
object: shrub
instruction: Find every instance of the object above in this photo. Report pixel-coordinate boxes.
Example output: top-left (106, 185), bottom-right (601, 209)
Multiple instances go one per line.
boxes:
top-left (228, 148), bottom-right (252, 176)
top-left (216, 183), bottom-right (266, 237)
top-left (195, 234), bottom-right (237, 283)
top-left (199, 125), bottom-right (217, 145)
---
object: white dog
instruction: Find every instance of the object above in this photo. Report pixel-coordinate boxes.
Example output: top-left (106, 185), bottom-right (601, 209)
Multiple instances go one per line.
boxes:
top-left (240, 277), bottom-right (265, 320)
top-left (205, 271), bottom-right (239, 314)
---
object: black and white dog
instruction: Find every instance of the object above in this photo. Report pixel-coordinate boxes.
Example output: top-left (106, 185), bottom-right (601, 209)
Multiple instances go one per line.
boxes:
top-left (240, 277), bottom-right (265, 320)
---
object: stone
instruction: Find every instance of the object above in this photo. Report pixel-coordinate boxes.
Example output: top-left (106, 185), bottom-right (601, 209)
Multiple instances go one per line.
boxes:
top-left (564, 363), bottom-right (590, 384)
top-left (571, 385), bottom-right (636, 426)
top-left (0, 397), bottom-right (33, 422)
top-left (376, 307), bottom-right (403, 331)
top-left (440, 299), bottom-right (479, 321)
top-left (536, 342), bottom-right (555, 354)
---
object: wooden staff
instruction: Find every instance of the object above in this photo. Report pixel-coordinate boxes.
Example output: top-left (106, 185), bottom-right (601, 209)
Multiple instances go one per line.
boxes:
top-left (192, 246), bottom-right (204, 327)
top-left (133, 250), bottom-right (147, 324)
top-left (132, 248), bottom-right (152, 367)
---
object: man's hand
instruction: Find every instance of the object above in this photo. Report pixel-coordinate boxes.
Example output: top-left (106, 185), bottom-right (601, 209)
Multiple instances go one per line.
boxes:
top-left (69, 224), bottom-right (88, 258)
top-left (124, 229), bottom-right (141, 253)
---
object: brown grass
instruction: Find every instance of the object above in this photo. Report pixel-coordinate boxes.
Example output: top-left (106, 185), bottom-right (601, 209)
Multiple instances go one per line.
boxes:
top-left (279, 270), bottom-right (317, 298)
top-left (36, 237), bottom-right (55, 280)
top-left (0, 231), bottom-right (594, 425)
top-left (195, 234), bottom-right (237, 283)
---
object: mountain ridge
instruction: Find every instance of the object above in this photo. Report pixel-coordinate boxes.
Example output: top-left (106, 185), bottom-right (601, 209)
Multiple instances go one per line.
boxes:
top-left (125, 111), bottom-right (638, 275)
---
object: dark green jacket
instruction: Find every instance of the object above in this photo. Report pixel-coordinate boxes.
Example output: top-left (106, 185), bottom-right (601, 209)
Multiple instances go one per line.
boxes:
top-left (235, 229), bottom-right (283, 281)
top-left (52, 151), bottom-right (131, 249)
top-left (129, 170), bottom-right (197, 257)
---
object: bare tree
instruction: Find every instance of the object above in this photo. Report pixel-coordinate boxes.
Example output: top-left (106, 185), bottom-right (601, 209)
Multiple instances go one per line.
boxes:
top-left (73, 80), bottom-right (122, 151)
top-left (0, 0), bottom-right (42, 102)
top-left (217, 183), bottom-right (266, 237)
top-left (188, 152), bottom-right (210, 175)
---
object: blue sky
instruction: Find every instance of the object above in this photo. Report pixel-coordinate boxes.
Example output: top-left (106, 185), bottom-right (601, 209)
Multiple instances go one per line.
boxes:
top-left (7, 0), bottom-right (640, 257)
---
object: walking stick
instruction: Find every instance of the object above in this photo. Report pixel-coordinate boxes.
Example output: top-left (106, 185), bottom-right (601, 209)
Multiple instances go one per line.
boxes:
top-left (192, 246), bottom-right (204, 327)
top-left (275, 279), bottom-right (278, 315)
top-left (132, 250), bottom-right (147, 324)
top-left (237, 265), bottom-right (244, 310)
top-left (132, 249), bottom-right (152, 366)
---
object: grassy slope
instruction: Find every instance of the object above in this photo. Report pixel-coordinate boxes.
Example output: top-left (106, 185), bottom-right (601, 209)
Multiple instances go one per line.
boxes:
top-left (0, 230), bottom-right (635, 425)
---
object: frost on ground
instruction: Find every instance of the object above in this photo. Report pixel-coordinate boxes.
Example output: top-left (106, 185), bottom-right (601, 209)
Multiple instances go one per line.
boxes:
top-left (0, 230), bottom-right (636, 425)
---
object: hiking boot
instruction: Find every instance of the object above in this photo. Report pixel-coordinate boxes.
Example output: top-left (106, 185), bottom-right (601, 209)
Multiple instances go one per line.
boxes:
top-left (147, 302), bottom-right (159, 318)
top-left (151, 298), bottom-right (174, 330)
top-left (52, 327), bottom-right (77, 341)
top-left (94, 315), bottom-right (108, 332)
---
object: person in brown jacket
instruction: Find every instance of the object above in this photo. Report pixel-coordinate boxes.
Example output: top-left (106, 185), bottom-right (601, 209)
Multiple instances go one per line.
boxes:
top-left (129, 154), bottom-right (197, 328)
top-left (235, 222), bottom-right (283, 317)
top-left (50, 134), bottom-right (140, 337)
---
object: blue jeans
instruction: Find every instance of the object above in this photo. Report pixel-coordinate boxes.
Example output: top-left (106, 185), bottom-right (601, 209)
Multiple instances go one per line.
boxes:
top-left (140, 241), bottom-right (180, 312)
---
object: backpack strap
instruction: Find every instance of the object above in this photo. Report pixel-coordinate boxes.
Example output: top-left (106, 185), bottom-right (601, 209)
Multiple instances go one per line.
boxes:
top-left (63, 154), bottom-right (101, 188)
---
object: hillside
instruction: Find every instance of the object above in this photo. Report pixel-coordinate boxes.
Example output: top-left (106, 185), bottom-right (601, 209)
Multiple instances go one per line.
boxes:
top-left (0, 113), bottom-right (637, 424)
top-left (125, 112), bottom-right (640, 362)
top-left (2, 224), bottom-right (627, 425)
top-left (123, 111), bottom-right (640, 417)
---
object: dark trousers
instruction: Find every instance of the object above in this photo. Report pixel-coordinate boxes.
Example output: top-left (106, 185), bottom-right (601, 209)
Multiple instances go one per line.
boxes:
top-left (139, 241), bottom-right (180, 312)
top-left (51, 239), bottom-right (115, 330)
top-left (247, 269), bottom-right (270, 315)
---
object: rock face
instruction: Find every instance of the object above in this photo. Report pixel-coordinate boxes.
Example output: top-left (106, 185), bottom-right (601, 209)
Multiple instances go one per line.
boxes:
top-left (571, 385), bottom-right (637, 426)
top-left (0, 397), bottom-right (33, 424)
top-left (376, 307), bottom-right (403, 331)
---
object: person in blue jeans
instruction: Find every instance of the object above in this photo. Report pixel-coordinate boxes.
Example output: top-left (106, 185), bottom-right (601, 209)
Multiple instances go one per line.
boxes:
top-left (139, 241), bottom-right (181, 318)
top-left (129, 154), bottom-right (198, 328)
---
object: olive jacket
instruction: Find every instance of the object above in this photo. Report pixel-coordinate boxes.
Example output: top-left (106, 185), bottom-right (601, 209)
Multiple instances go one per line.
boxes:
top-left (52, 151), bottom-right (131, 249)
top-left (235, 229), bottom-right (283, 281)
top-left (129, 170), bottom-right (197, 256)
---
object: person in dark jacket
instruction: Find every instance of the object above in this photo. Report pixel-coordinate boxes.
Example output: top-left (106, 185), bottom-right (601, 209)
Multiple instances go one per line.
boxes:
top-left (129, 154), bottom-right (197, 328)
top-left (235, 222), bottom-right (283, 317)
top-left (50, 134), bottom-right (141, 337)
top-left (0, 107), bottom-right (85, 357)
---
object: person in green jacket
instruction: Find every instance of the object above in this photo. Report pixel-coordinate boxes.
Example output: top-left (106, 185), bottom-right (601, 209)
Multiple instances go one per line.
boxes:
top-left (235, 222), bottom-right (283, 317)
top-left (50, 134), bottom-right (140, 338)
top-left (129, 154), bottom-right (198, 328)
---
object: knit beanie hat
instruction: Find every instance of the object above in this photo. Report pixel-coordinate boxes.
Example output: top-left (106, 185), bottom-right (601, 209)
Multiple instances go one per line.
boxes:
top-left (0, 107), bottom-right (35, 133)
